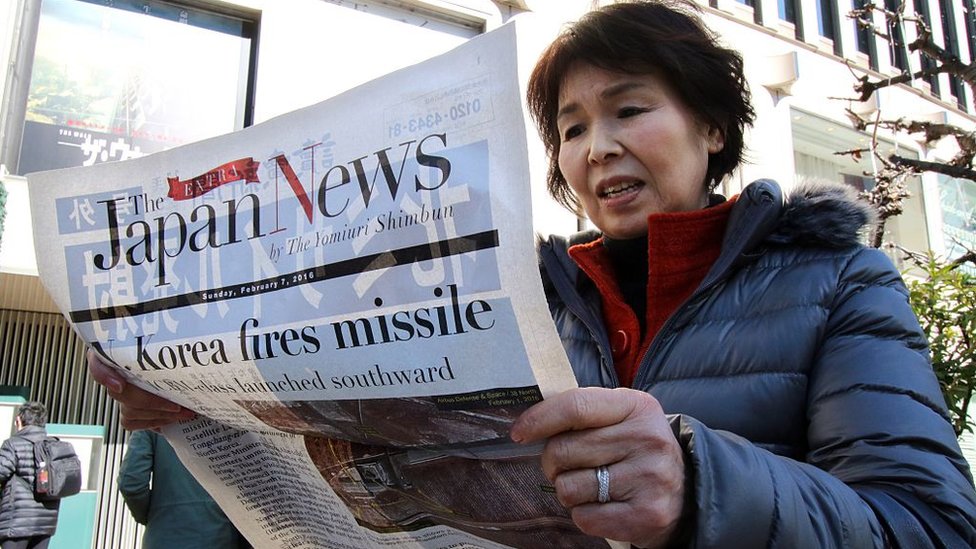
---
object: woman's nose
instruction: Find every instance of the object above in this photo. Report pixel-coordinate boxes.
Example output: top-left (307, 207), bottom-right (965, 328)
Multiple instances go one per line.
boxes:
top-left (587, 125), bottom-right (622, 165)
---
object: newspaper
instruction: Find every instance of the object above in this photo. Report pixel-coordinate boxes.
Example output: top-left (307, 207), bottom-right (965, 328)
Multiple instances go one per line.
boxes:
top-left (27, 21), bottom-right (613, 548)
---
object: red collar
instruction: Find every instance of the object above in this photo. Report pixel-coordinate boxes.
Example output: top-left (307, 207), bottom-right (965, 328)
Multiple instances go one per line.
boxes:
top-left (568, 197), bottom-right (736, 386)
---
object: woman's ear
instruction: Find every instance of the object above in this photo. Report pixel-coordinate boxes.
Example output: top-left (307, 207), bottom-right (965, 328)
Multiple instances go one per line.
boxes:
top-left (706, 126), bottom-right (725, 154)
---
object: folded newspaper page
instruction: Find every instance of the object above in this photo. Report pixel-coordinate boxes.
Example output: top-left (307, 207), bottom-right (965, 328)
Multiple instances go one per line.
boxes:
top-left (28, 20), bottom-right (614, 548)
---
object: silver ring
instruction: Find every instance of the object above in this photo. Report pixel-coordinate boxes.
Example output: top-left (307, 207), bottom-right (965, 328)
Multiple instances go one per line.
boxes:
top-left (596, 465), bottom-right (611, 503)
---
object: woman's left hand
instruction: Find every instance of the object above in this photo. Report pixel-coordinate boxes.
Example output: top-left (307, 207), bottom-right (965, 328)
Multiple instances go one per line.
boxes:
top-left (510, 387), bottom-right (687, 549)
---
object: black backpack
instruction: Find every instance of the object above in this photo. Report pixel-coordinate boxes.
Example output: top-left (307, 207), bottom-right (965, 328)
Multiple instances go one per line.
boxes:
top-left (31, 436), bottom-right (83, 500)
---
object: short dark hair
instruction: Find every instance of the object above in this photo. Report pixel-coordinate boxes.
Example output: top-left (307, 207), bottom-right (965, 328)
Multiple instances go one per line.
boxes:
top-left (526, 0), bottom-right (755, 213)
top-left (17, 401), bottom-right (47, 428)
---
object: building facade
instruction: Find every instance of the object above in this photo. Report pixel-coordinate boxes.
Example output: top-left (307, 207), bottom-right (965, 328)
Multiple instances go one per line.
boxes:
top-left (0, 0), bottom-right (973, 547)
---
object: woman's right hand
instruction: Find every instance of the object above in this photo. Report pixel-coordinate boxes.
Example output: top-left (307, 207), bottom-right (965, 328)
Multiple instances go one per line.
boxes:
top-left (88, 349), bottom-right (196, 430)
top-left (510, 387), bottom-right (687, 548)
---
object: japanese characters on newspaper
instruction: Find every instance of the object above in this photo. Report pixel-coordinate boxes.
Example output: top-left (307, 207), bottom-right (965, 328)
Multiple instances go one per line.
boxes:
top-left (27, 21), bottom-right (616, 549)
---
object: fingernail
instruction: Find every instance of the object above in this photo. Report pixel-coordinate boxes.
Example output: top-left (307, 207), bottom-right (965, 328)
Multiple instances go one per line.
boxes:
top-left (105, 378), bottom-right (124, 394)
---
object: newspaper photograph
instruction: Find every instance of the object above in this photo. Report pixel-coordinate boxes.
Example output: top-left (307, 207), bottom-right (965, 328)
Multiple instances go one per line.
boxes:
top-left (27, 20), bottom-right (613, 548)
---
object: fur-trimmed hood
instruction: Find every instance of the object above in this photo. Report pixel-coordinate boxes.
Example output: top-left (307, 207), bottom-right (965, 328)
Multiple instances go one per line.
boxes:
top-left (766, 179), bottom-right (877, 248)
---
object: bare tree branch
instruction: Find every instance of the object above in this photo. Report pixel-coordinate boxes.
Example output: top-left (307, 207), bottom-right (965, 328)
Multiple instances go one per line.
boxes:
top-left (889, 156), bottom-right (976, 181)
top-left (851, 66), bottom-right (944, 102)
top-left (952, 250), bottom-right (976, 269)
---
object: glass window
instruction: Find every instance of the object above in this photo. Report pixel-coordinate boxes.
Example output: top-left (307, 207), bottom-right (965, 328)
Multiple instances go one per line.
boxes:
top-left (938, 0), bottom-right (965, 107)
top-left (938, 175), bottom-right (976, 275)
top-left (817, 0), bottom-right (836, 39)
top-left (914, 0), bottom-right (942, 94)
top-left (779, 0), bottom-right (797, 24)
top-left (854, 0), bottom-right (879, 70)
top-left (791, 109), bottom-right (929, 259)
top-left (854, 0), bottom-right (871, 54)
top-left (15, 0), bottom-right (256, 175)
top-left (885, 0), bottom-right (910, 72)
top-left (966, 0), bottom-right (976, 69)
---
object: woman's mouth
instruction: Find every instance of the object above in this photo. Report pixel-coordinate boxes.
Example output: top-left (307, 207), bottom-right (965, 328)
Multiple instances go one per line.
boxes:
top-left (599, 180), bottom-right (643, 199)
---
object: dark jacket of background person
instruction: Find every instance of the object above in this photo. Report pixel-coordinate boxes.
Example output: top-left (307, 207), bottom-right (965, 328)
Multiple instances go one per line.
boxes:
top-left (118, 430), bottom-right (249, 549)
top-left (0, 425), bottom-right (59, 541)
top-left (539, 179), bottom-right (976, 548)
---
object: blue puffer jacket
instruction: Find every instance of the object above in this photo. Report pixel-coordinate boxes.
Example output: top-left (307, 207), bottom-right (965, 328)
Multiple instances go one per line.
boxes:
top-left (538, 179), bottom-right (976, 548)
top-left (0, 425), bottom-right (60, 540)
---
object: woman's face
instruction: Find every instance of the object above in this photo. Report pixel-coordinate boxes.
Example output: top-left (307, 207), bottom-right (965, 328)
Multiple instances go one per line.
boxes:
top-left (556, 64), bottom-right (724, 239)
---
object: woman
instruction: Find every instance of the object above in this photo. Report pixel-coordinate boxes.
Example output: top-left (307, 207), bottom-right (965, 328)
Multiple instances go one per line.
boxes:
top-left (509, 0), bottom-right (976, 548)
top-left (90, 1), bottom-right (976, 547)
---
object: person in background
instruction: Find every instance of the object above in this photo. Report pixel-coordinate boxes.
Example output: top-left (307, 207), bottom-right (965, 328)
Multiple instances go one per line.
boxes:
top-left (87, 1), bottom-right (976, 547)
top-left (506, 0), bottom-right (976, 547)
top-left (0, 402), bottom-right (59, 549)
top-left (118, 430), bottom-right (250, 549)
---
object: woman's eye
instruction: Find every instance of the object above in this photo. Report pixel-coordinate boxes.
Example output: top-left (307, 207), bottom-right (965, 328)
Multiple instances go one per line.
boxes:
top-left (618, 106), bottom-right (646, 118)
top-left (562, 125), bottom-right (583, 141)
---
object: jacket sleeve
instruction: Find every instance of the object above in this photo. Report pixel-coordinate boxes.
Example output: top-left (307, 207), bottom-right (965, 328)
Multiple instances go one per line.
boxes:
top-left (0, 438), bottom-right (16, 486)
top-left (673, 248), bottom-right (976, 548)
top-left (118, 430), bottom-right (155, 525)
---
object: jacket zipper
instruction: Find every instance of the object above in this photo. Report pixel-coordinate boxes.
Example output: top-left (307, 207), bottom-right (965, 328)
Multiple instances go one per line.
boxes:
top-left (630, 278), bottom-right (725, 390)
